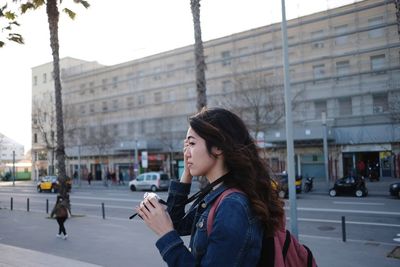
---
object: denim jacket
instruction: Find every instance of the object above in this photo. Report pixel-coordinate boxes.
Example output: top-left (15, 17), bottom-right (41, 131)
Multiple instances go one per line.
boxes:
top-left (155, 180), bottom-right (263, 267)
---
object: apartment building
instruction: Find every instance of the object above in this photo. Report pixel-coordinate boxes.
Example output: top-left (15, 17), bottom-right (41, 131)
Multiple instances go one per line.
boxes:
top-left (31, 0), bottom-right (400, 181)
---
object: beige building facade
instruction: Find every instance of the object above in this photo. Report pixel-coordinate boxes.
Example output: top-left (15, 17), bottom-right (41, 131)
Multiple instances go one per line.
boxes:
top-left (32, 0), bottom-right (400, 181)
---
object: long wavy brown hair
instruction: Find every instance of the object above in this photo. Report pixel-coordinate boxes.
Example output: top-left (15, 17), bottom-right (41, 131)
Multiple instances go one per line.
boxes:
top-left (189, 107), bottom-right (284, 236)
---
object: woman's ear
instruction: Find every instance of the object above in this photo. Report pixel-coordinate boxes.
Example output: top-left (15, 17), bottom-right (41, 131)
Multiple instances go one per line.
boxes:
top-left (211, 146), bottom-right (223, 156)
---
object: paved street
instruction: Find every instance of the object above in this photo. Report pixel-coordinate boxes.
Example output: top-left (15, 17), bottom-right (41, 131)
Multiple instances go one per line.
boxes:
top-left (0, 179), bottom-right (399, 266)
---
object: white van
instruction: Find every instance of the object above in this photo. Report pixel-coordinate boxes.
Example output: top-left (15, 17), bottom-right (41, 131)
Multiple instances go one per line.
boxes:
top-left (129, 172), bottom-right (170, 192)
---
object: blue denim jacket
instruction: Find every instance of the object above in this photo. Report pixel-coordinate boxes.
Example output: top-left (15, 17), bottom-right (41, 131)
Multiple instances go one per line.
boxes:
top-left (156, 180), bottom-right (263, 267)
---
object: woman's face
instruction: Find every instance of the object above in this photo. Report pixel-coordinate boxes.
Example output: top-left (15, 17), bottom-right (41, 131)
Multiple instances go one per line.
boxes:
top-left (185, 127), bottom-right (219, 178)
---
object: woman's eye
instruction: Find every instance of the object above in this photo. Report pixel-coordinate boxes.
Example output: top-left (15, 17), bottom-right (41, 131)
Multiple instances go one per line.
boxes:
top-left (189, 142), bottom-right (195, 146)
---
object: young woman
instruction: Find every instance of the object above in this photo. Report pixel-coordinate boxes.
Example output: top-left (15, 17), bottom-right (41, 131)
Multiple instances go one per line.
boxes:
top-left (51, 195), bottom-right (70, 240)
top-left (136, 107), bottom-right (284, 266)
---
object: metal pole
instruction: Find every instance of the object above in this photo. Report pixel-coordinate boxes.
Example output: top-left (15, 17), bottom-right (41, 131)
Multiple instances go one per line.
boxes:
top-left (78, 145), bottom-right (81, 187)
top-left (281, 0), bottom-right (298, 238)
top-left (102, 202), bottom-right (105, 219)
top-left (27, 198), bottom-right (30, 212)
top-left (12, 150), bottom-right (15, 186)
top-left (341, 216), bottom-right (346, 242)
top-left (10, 197), bottom-right (13, 210)
top-left (322, 112), bottom-right (329, 189)
top-left (134, 140), bottom-right (139, 178)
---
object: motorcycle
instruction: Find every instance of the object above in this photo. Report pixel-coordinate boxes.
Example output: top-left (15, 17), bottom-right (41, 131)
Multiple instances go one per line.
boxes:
top-left (304, 177), bottom-right (314, 193)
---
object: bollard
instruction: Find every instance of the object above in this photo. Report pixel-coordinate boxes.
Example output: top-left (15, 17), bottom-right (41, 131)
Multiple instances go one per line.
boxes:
top-left (10, 197), bottom-right (13, 211)
top-left (27, 198), bottom-right (30, 212)
top-left (102, 203), bottom-right (105, 219)
top-left (341, 216), bottom-right (346, 242)
top-left (46, 199), bottom-right (49, 214)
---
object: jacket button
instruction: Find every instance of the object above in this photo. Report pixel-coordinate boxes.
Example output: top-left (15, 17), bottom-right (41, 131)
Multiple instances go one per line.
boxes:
top-left (197, 220), bottom-right (204, 228)
top-left (201, 202), bottom-right (207, 208)
top-left (188, 247), bottom-right (192, 252)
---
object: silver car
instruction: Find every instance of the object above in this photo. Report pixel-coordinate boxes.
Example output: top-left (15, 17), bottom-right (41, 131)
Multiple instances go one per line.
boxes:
top-left (129, 172), bottom-right (170, 192)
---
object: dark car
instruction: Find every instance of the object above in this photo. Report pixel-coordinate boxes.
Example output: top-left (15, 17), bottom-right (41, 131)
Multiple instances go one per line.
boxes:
top-left (389, 182), bottom-right (400, 198)
top-left (329, 176), bottom-right (368, 197)
top-left (273, 173), bottom-right (303, 198)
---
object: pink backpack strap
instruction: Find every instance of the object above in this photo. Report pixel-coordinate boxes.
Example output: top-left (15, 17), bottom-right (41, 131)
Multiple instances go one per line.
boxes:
top-left (206, 188), bottom-right (243, 236)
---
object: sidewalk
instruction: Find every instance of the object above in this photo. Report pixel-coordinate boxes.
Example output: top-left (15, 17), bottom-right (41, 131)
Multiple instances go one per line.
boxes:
top-left (0, 209), bottom-right (399, 267)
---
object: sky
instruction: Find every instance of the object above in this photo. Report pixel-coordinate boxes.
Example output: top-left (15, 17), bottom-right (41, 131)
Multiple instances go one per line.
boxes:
top-left (0, 0), bottom-right (359, 153)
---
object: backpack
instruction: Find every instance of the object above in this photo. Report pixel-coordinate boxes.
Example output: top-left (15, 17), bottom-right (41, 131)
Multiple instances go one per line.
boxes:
top-left (207, 188), bottom-right (317, 267)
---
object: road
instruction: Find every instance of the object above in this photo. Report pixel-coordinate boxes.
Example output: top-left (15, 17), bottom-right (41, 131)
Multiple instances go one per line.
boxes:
top-left (0, 180), bottom-right (399, 266)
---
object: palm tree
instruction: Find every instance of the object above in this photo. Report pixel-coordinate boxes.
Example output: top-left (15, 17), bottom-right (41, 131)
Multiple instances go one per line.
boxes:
top-left (20, 0), bottom-right (89, 198)
top-left (190, 0), bottom-right (207, 111)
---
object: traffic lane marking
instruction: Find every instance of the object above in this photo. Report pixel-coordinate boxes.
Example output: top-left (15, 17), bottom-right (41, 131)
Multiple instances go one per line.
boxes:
top-left (333, 201), bottom-right (384, 206)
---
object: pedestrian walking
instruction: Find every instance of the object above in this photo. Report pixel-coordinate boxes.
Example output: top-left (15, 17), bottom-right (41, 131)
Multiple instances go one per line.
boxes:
top-left (135, 107), bottom-right (285, 266)
top-left (51, 195), bottom-right (70, 240)
top-left (119, 171), bottom-right (125, 185)
top-left (87, 172), bottom-right (93, 185)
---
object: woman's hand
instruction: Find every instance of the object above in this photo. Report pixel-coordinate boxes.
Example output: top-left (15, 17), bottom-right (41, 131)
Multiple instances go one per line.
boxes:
top-left (180, 138), bottom-right (192, 184)
top-left (135, 194), bottom-right (174, 237)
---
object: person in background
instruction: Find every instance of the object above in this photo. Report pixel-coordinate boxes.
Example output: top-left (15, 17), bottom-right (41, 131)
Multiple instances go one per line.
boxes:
top-left (87, 172), bottom-right (93, 185)
top-left (119, 171), bottom-right (125, 185)
top-left (136, 107), bottom-right (284, 266)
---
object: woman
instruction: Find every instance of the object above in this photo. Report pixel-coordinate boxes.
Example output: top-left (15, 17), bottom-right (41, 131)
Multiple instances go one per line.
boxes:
top-left (136, 107), bottom-right (284, 266)
top-left (51, 195), bottom-right (69, 240)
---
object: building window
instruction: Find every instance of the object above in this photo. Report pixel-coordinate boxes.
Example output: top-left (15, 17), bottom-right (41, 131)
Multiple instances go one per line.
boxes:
top-left (79, 105), bottom-right (85, 115)
top-left (102, 79), bottom-right (108, 90)
top-left (43, 73), bottom-right (47, 83)
top-left (311, 30), bottom-right (324, 49)
top-left (370, 54), bottom-right (385, 72)
top-left (34, 133), bottom-right (38, 143)
top-left (336, 60), bottom-right (350, 76)
top-left (113, 124), bottom-right (119, 137)
top-left (127, 122), bottom-right (135, 135)
top-left (238, 47), bottom-right (249, 63)
top-left (334, 25), bottom-right (348, 45)
top-left (112, 76), bottom-right (118, 88)
top-left (33, 76), bottom-right (37, 86)
top-left (127, 97), bottom-right (134, 108)
top-left (187, 87), bottom-right (195, 98)
top-left (314, 100), bottom-right (327, 119)
top-left (153, 67), bottom-right (162, 80)
top-left (102, 101), bottom-right (108, 112)
top-left (185, 60), bottom-right (194, 74)
top-left (222, 80), bottom-right (233, 94)
top-left (338, 97), bottom-right (352, 116)
top-left (368, 16), bottom-right (384, 38)
top-left (154, 92), bottom-right (162, 103)
top-left (167, 64), bottom-right (174, 77)
top-left (165, 90), bottom-right (175, 102)
top-left (221, 51), bottom-right (231, 66)
top-left (312, 64), bottom-right (325, 79)
top-left (373, 94), bottom-right (388, 113)
top-left (89, 103), bottom-right (95, 113)
top-left (112, 99), bottom-right (118, 110)
top-left (138, 95), bottom-right (145, 105)
top-left (140, 120), bottom-right (146, 134)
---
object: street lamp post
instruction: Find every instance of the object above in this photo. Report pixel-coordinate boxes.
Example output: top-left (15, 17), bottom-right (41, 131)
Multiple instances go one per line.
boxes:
top-left (12, 150), bottom-right (15, 186)
top-left (78, 144), bottom-right (81, 187)
top-left (134, 140), bottom-right (139, 178)
top-left (322, 112), bottom-right (329, 189)
top-left (281, 0), bottom-right (298, 238)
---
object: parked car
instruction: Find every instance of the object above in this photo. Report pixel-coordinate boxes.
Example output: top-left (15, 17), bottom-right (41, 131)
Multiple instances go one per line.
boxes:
top-left (129, 172), bottom-right (170, 192)
top-left (389, 182), bottom-right (400, 198)
top-left (329, 175), bottom-right (367, 197)
top-left (37, 176), bottom-right (72, 193)
top-left (273, 173), bottom-right (302, 198)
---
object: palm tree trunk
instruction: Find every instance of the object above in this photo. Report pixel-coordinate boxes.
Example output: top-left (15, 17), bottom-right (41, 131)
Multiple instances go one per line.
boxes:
top-left (190, 0), bottom-right (207, 111)
top-left (46, 0), bottom-right (67, 198)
